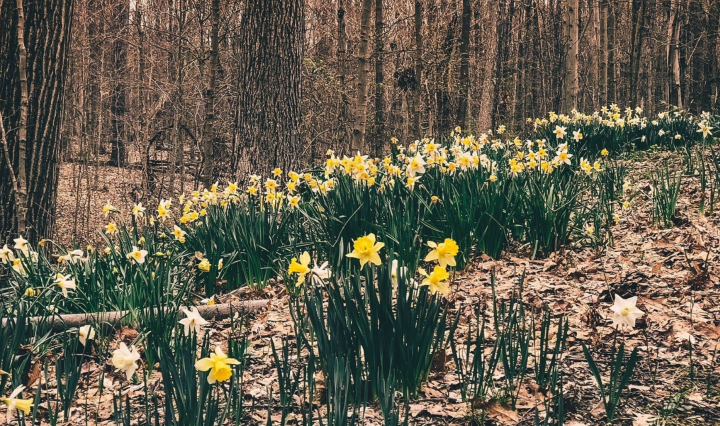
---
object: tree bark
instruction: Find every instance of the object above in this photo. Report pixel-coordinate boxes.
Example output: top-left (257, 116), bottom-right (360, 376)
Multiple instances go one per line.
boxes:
top-left (108, 0), bottom-right (127, 167)
top-left (201, 0), bottom-right (220, 188)
top-left (562, 0), bottom-right (579, 112)
top-left (456, 0), bottom-right (471, 128)
top-left (411, 0), bottom-right (423, 137)
top-left (599, 0), bottom-right (608, 106)
top-left (667, 0), bottom-right (682, 107)
top-left (236, 0), bottom-right (304, 176)
top-left (0, 0), bottom-right (74, 242)
top-left (337, 0), bottom-right (350, 145)
top-left (351, 0), bottom-right (373, 154)
top-left (372, 0), bottom-right (385, 157)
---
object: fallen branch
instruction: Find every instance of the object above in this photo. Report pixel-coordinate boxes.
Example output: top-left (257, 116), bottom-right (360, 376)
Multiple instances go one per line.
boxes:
top-left (2, 299), bottom-right (270, 332)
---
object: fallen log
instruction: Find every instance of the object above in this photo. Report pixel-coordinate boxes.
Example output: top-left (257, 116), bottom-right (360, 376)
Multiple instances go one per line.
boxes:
top-left (2, 299), bottom-right (271, 332)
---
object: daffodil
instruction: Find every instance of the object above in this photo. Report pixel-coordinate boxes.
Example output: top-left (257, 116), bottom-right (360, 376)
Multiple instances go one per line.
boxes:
top-left (103, 201), bottom-right (118, 217)
top-left (346, 233), bottom-right (384, 268)
top-left (179, 307), bottom-right (209, 336)
top-left (418, 265), bottom-right (450, 295)
top-left (609, 294), bottom-right (644, 328)
top-left (553, 125), bottom-right (567, 139)
top-left (78, 325), bottom-right (95, 346)
top-left (173, 225), bottom-right (186, 243)
top-left (195, 346), bottom-right (240, 384)
top-left (127, 246), bottom-right (148, 264)
top-left (1, 385), bottom-right (33, 423)
top-left (112, 342), bottom-right (141, 380)
top-left (105, 223), bottom-right (118, 235)
top-left (54, 273), bottom-right (77, 297)
top-left (0, 245), bottom-right (13, 264)
top-left (132, 203), bottom-right (146, 218)
top-left (424, 238), bottom-right (459, 268)
top-left (198, 258), bottom-right (211, 272)
top-left (288, 252), bottom-right (311, 286)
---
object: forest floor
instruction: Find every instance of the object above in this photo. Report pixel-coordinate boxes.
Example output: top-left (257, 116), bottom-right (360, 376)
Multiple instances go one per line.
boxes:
top-left (53, 150), bottom-right (720, 426)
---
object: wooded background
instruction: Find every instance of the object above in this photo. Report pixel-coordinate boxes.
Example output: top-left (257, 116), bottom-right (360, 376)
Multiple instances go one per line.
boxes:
top-left (1, 0), bottom-right (719, 242)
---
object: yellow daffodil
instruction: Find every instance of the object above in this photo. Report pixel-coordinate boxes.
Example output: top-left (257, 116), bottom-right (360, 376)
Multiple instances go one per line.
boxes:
top-left (418, 266), bottom-right (450, 295)
top-left (195, 346), bottom-right (240, 384)
top-left (288, 252), bottom-right (311, 286)
top-left (198, 258), bottom-right (211, 272)
top-left (346, 233), bottom-right (384, 268)
top-left (424, 238), bottom-right (459, 268)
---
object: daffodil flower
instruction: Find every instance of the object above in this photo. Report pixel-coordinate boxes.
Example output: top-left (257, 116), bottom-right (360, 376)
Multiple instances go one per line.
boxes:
top-left (179, 307), bottom-right (209, 336)
top-left (609, 294), bottom-right (644, 328)
top-left (418, 266), bottom-right (450, 295)
top-left (54, 273), bottom-right (77, 297)
top-left (1, 385), bottom-right (33, 423)
top-left (288, 252), bottom-right (311, 286)
top-left (424, 238), bottom-right (459, 268)
top-left (127, 246), bottom-right (148, 264)
top-left (346, 233), bottom-right (384, 268)
top-left (195, 346), bottom-right (241, 384)
top-left (112, 342), bottom-right (141, 381)
top-left (78, 325), bottom-right (95, 346)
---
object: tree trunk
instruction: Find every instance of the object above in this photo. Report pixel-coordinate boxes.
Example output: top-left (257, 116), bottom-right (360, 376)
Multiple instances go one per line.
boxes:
top-left (607, 0), bottom-right (616, 103)
top-left (667, 0), bottom-right (682, 107)
top-left (352, 0), bottom-right (373, 153)
top-left (201, 0), bottom-right (220, 188)
top-left (337, 0), bottom-right (351, 145)
top-left (0, 0), bottom-right (74, 242)
top-left (562, 0), bottom-right (579, 112)
top-left (236, 0), bottom-right (304, 176)
top-left (629, 0), bottom-right (647, 106)
top-left (372, 0), bottom-right (385, 157)
top-left (599, 0), bottom-right (608, 106)
top-left (456, 0), bottom-right (471, 128)
top-left (411, 0), bottom-right (423, 138)
top-left (108, 0), bottom-right (127, 167)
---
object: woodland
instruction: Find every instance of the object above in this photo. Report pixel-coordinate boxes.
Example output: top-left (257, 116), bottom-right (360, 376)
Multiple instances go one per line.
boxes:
top-left (0, 0), bottom-right (719, 425)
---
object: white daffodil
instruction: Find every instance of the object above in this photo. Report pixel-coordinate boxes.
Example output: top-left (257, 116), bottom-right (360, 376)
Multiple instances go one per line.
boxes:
top-left (13, 236), bottom-right (29, 256)
top-left (132, 203), bottom-right (146, 218)
top-left (609, 294), bottom-right (644, 329)
top-left (112, 342), bottom-right (141, 381)
top-left (78, 325), bottom-right (95, 346)
top-left (54, 274), bottom-right (77, 298)
top-left (179, 307), bottom-right (209, 336)
top-left (127, 246), bottom-right (148, 264)
top-left (0, 245), bottom-right (13, 264)
top-left (406, 154), bottom-right (426, 177)
top-left (59, 249), bottom-right (84, 264)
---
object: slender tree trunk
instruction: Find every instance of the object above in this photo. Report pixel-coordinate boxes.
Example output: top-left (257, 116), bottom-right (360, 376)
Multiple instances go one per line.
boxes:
top-left (562, 0), bottom-right (579, 112)
top-left (456, 0), bottom-right (471, 128)
top-left (352, 0), bottom-right (373, 153)
top-left (108, 0), bottom-right (127, 167)
top-left (236, 0), bottom-right (304, 176)
top-left (14, 0), bottom-right (29, 235)
top-left (372, 0), bottom-right (385, 157)
top-left (667, 0), bottom-right (682, 107)
top-left (629, 0), bottom-right (647, 106)
top-left (599, 0), bottom-right (608, 106)
top-left (411, 0), bottom-right (423, 137)
top-left (337, 0), bottom-right (350, 145)
top-left (201, 0), bottom-right (219, 188)
top-left (607, 0), bottom-right (616, 103)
